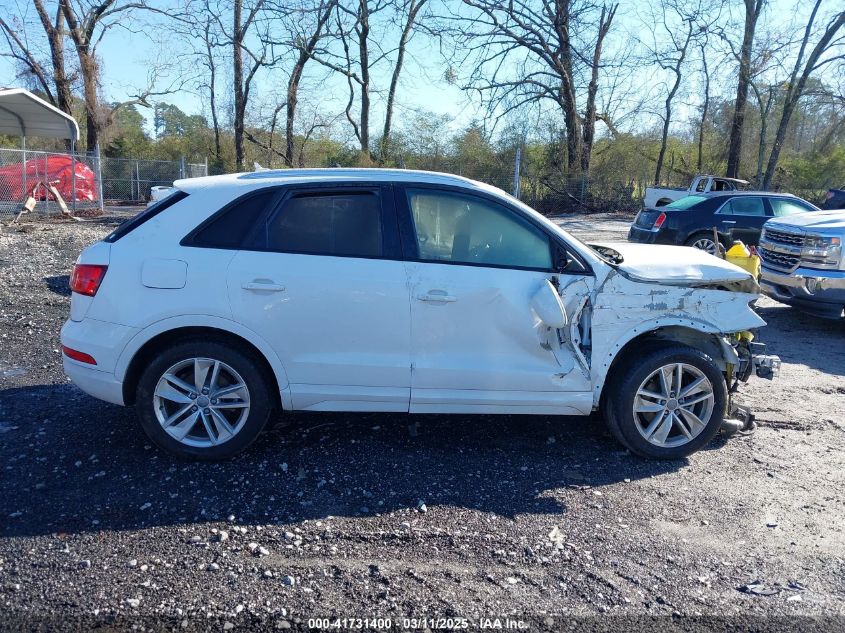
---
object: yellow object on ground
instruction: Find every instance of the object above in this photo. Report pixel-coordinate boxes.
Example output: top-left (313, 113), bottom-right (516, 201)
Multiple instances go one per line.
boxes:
top-left (726, 242), bottom-right (761, 279)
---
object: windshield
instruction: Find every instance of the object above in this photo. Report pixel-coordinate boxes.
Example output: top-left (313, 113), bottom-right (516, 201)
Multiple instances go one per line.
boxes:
top-left (665, 195), bottom-right (706, 210)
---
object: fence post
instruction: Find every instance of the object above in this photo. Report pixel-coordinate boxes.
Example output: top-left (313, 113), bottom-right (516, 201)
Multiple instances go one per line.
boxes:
top-left (204, 156), bottom-right (208, 177)
top-left (580, 175), bottom-right (587, 203)
top-left (135, 160), bottom-right (141, 202)
top-left (70, 141), bottom-right (77, 214)
top-left (94, 144), bottom-right (104, 212)
top-left (180, 156), bottom-right (186, 179)
top-left (21, 137), bottom-right (27, 207)
top-left (512, 147), bottom-right (521, 199)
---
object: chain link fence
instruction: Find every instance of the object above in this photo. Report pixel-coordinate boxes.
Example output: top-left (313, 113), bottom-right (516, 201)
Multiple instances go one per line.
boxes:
top-left (0, 147), bottom-right (208, 216)
top-left (100, 157), bottom-right (207, 204)
top-left (0, 147), bottom-right (102, 217)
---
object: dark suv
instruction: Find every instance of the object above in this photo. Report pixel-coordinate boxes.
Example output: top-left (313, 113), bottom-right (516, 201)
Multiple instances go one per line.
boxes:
top-left (628, 192), bottom-right (819, 254)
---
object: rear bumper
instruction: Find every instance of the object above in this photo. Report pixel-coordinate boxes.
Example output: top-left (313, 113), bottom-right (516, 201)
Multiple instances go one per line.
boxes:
top-left (62, 358), bottom-right (125, 405)
top-left (60, 317), bottom-right (137, 405)
top-left (760, 266), bottom-right (845, 319)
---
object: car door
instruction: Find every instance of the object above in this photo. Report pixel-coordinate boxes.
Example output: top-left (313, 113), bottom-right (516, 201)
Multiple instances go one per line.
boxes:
top-left (715, 196), bottom-right (770, 245)
top-left (225, 184), bottom-right (411, 412)
top-left (396, 185), bottom-right (594, 415)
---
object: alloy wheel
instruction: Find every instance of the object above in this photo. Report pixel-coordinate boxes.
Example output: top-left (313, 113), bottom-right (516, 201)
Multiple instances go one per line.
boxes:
top-left (632, 363), bottom-right (715, 448)
top-left (690, 237), bottom-right (718, 255)
top-left (152, 357), bottom-right (251, 448)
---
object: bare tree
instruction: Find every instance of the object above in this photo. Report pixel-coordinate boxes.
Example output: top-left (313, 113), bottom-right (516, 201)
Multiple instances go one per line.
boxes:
top-left (724, 0), bottom-right (765, 179)
top-left (263, 0), bottom-right (338, 167)
top-left (750, 82), bottom-right (775, 185)
top-left (229, 0), bottom-right (268, 170)
top-left (199, 11), bottom-right (224, 168)
top-left (450, 0), bottom-right (619, 174)
top-left (762, 3), bottom-right (845, 188)
top-left (60, 0), bottom-right (185, 151)
top-left (696, 40), bottom-right (711, 171)
top-left (644, 0), bottom-right (715, 185)
top-left (380, 0), bottom-right (429, 162)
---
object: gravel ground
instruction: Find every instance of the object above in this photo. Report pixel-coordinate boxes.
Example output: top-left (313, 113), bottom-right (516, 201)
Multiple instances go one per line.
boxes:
top-left (0, 212), bottom-right (844, 631)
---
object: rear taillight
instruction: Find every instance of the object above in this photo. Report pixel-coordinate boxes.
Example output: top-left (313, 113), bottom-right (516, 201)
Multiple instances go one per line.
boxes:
top-left (70, 264), bottom-right (108, 297)
top-left (62, 345), bottom-right (97, 365)
top-left (653, 212), bottom-right (667, 229)
top-left (825, 190), bottom-right (833, 200)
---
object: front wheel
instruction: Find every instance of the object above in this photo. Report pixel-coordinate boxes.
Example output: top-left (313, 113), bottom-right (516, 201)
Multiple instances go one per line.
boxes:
top-left (603, 345), bottom-right (727, 459)
top-left (135, 339), bottom-right (273, 460)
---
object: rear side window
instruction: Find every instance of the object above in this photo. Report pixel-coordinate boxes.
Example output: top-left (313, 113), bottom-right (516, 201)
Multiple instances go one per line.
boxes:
top-left (665, 195), bottom-right (706, 209)
top-left (250, 192), bottom-right (383, 258)
top-left (104, 190), bottom-right (188, 242)
top-left (189, 189), bottom-right (277, 249)
top-left (719, 197), bottom-right (766, 216)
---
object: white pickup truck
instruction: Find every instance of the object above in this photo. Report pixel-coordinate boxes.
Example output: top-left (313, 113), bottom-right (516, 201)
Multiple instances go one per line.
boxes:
top-left (645, 175), bottom-right (749, 208)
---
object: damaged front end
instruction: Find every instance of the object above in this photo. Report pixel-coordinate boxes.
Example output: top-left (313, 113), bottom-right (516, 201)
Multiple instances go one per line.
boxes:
top-left (722, 331), bottom-right (781, 436)
top-left (585, 242), bottom-right (781, 438)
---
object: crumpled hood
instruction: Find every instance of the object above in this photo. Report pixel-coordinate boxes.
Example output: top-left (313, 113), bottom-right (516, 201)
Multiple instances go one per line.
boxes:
top-left (766, 209), bottom-right (845, 231)
top-left (592, 241), bottom-right (757, 291)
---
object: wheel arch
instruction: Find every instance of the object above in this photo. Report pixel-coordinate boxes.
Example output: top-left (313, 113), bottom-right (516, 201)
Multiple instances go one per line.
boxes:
top-left (117, 317), bottom-right (290, 409)
top-left (595, 324), bottom-right (737, 408)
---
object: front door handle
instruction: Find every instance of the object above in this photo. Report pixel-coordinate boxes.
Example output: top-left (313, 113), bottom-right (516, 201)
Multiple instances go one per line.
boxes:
top-left (417, 290), bottom-right (457, 303)
top-left (242, 280), bottom-right (286, 292)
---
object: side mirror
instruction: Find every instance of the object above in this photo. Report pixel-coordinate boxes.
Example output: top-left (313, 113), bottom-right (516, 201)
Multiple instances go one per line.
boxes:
top-left (530, 280), bottom-right (567, 328)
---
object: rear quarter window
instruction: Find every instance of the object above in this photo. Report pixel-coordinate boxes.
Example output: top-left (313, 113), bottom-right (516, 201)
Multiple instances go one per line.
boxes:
top-left (104, 190), bottom-right (189, 243)
top-left (183, 188), bottom-right (279, 249)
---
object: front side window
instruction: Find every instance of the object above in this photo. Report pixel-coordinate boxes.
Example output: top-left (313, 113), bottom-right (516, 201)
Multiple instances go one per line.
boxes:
top-left (770, 197), bottom-right (816, 217)
top-left (407, 189), bottom-right (553, 270)
top-left (255, 191), bottom-right (383, 257)
top-left (720, 197), bottom-right (766, 216)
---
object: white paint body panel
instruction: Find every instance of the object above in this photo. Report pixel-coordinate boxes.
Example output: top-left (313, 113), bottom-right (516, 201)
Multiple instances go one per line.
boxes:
top-left (58, 168), bottom-right (769, 420)
top-left (227, 251), bottom-right (411, 411)
top-left (405, 262), bottom-right (593, 412)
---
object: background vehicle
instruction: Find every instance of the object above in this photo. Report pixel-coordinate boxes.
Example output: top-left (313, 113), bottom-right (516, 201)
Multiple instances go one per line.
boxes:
top-left (61, 169), bottom-right (777, 461)
top-left (644, 175), bottom-right (748, 208)
top-left (759, 210), bottom-right (845, 319)
top-left (629, 191), bottom-right (820, 255)
top-left (822, 187), bottom-right (845, 210)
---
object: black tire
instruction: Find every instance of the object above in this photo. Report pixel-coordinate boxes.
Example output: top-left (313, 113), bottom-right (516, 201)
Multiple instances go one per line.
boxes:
top-left (602, 344), bottom-right (727, 459)
top-left (135, 339), bottom-right (273, 460)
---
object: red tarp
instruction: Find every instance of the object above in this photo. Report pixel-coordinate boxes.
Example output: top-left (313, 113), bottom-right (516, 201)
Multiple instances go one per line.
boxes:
top-left (0, 154), bottom-right (98, 202)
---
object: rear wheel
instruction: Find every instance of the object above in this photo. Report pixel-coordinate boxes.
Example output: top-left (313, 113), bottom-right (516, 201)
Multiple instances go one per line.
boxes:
top-left (685, 232), bottom-right (721, 256)
top-left (135, 339), bottom-right (273, 460)
top-left (603, 345), bottom-right (727, 459)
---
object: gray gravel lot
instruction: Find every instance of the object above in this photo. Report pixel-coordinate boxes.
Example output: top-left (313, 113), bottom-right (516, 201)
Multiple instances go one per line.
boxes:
top-left (0, 212), bottom-right (844, 631)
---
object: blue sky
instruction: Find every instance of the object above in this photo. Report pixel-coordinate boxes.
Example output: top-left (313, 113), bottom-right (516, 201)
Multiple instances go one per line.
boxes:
top-left (0, 0), bottom-right (834, 141)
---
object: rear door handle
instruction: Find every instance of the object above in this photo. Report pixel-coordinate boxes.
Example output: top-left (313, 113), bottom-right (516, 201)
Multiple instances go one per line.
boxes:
top-left (417, 291), bottom-right (457, 303)
top-left (242, 280), bottom-right (286, 292)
